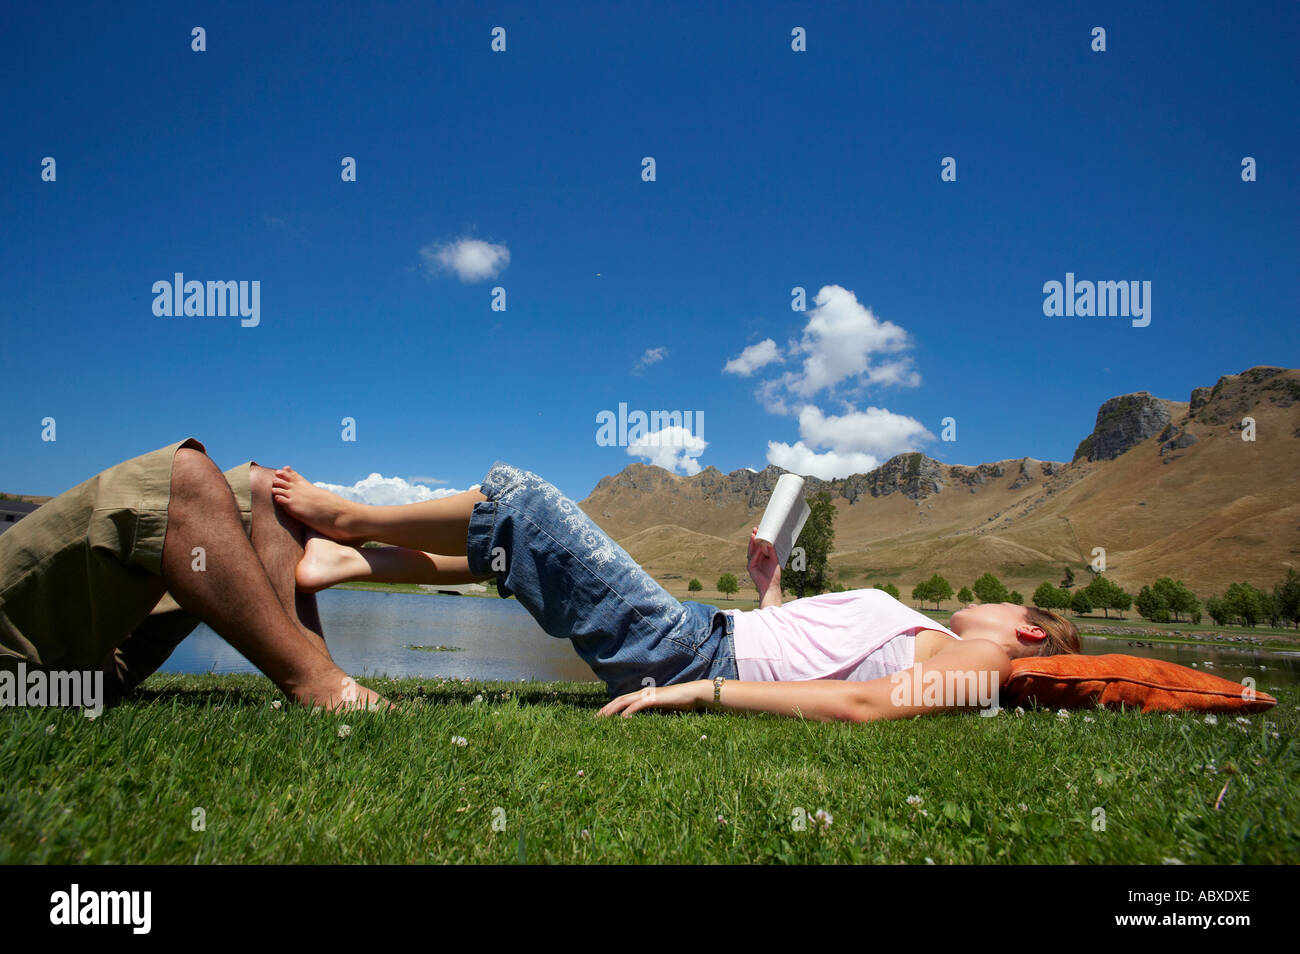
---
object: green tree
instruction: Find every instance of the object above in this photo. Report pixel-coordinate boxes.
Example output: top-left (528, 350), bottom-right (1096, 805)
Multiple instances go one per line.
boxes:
top-left (781, 491), bottom-right (835, 597)
top-left (874, 582), bottom-right (901, 600)
top-left (1205, 595), bottom-right (1228, 626)
top-left (1152, 577), bottom-right (1198, 622)
top-left (1134, 584), bottom-right (1167, 622)
top-left (1222, 582), bottom-right (1266, 627)
top-left (957, 586), bottom-right (973, 605)
top-left (972, 572), bottom-right (1009, 604)
top-left (1009, 590), bottom-right (1023, 605)
top-left (911, 579), bottom-right (933, 608)
top-left (1083, 575), bottom-right (1131, 619)
top-left (1273, 568), bottom-right (1300, 629)
top-left (921, 573), bottom-right (953, 610)
top-left (1070, 589), bottom-right (1093, 615)
top-left (717, 573), bottom-right (739, 601)
top-left (1032, 582), bottom-right (1059, 610)
top-left (688, 578), bottom-right (702, 593)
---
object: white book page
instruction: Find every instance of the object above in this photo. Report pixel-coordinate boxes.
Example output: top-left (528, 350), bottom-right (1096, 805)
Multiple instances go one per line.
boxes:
top-left (755, 473), bottom-right (811, 566)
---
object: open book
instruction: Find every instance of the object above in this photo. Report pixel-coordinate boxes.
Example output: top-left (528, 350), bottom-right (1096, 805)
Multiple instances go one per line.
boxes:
top-left (755, 473), bottom-right (811, 567)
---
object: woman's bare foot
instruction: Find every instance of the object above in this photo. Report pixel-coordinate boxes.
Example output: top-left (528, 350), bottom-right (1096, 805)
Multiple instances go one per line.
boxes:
top-left (297, 534), bottom-right (370, 593)
top-left (271, 466), bottom-right (367, 542)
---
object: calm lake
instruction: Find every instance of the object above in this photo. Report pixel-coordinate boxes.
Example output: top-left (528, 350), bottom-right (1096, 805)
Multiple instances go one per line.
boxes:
top-left (161, 588), bottom-right (1300, 690)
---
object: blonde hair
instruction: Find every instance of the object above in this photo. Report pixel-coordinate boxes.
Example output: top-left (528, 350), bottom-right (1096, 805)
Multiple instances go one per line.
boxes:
top-left (1024, 606), bottom-right (1081, 656)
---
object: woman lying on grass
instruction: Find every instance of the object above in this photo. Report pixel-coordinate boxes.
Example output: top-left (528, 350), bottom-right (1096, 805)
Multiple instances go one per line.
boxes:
top-left (271, 461), bottom-right (1080, 722)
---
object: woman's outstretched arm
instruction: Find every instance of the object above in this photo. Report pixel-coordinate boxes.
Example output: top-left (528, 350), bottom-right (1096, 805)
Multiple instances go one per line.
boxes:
top-left (597, 639), bottom-right (1014, 722)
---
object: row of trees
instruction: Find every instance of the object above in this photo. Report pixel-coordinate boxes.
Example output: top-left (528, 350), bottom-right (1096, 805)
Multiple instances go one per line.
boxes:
top-left (889, 565), bottom-right (1300, 630)
top-left (910, 572), bottom-right (1028, 610)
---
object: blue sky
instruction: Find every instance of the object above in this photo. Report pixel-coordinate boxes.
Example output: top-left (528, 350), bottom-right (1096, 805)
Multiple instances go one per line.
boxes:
top-left (3, 0), bottom-right (1297, 504)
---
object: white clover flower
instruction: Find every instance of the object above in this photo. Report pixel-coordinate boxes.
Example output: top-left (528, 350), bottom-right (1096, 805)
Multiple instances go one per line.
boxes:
top-left (271, 699), bottom-right (282, 710)
top-left (1014, 707), bottom-right (1025, 717)
top-left (83, 710), bottom-right (97, 721)
top-left (473, 694), bottom-right (484, 704)
top-left (814, 809), bottom-right (833, 827)
top-left (337, 724), bottom-right (352, 739)
top-left (925, 857), bottom-right (935, 865)
top-left (1056, 708), bottom-right (1071, 720)
top-left (1083, 716), bottom-right (1095, 723)
top-left (1235, 717), bottom-right (1251, 725)
top-left (699, 735), bottom-right (708, 741)
top-left (1162, 857), bottom-right (1186, 865)
top-left (1017, 803), bottom-right (1029, 812)
top-left (1203, 715), bottom-right (1218, 726)
top-left (577, 769), bottom-right (585, 777)
top-left (45, 724), bottom-right (56, 735)
top-left (580, 829), bottom-right (590, 839)
top-left (907, 795), bottom-right (924, 808)
top-left (451, 735), bottom-right (468, 747)
top-left (716, 814), bottom-right (728, 826)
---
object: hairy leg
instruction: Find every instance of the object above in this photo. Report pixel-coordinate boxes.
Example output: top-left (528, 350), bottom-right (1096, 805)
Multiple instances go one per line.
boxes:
top-left (161, 448), bottom-right (387, 711)
top-left (248, 464), bottom-right (332, 659)
top-left (296, 534), bottom-right (489, 592)
top-left (271, 466), bottom-right (486, 555)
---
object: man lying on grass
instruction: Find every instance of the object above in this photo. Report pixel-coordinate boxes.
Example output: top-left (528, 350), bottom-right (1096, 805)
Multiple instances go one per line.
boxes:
top-left (0, 439), bottom-right (388, 713)
top-left (272, 460), bottom-right (1081, 722)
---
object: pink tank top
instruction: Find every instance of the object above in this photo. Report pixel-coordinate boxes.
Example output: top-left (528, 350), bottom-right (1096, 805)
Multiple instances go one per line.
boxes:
top-left (728, 588), bottom-right (959, 682)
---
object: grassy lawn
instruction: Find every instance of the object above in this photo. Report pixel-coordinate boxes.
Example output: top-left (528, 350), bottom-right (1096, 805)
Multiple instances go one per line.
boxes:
top-left (1, 675), bottom-right (1295, 864)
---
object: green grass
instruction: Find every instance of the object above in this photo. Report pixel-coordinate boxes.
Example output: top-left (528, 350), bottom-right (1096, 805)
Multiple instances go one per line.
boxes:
top-left (2, 675), bottom-right (1296, 864)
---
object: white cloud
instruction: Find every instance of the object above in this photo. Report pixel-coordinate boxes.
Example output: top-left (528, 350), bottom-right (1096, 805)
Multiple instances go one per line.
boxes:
top-left (634, 346), bottom-right (668, 373)
top-left (723, 339), bottom-right (780, 376)
top-left (783, 285), bottom-right (917, 397)
top-left (627, 425), bottom-right (708, 475)
top-left (795, 405), bottom-right (932, 458)
top-left (766, 441), bottom-right (881, 480)
top-left (420, 237), bottom-right (510, 282)
top-left (313, 474), bottom-right (465, 507)
top-left (764, 405), bottom-right (932, 479)
top-left (406, 475), bottom-right (448, 485)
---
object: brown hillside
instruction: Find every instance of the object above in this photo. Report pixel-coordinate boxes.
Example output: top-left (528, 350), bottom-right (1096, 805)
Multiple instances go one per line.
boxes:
top-left (582, 366), bottom-right (1300, 601)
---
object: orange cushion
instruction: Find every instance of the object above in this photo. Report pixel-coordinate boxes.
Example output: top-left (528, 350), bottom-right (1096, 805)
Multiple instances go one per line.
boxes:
top-left (1003, 653), bottom-right (1277, 713)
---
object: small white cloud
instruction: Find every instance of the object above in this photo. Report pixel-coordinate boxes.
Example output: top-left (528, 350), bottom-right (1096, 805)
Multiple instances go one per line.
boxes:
top-left (764, 404), bottom-right (931, 479)
top-left (627, 426), bottom-right (708, 475)
top-left (723, 339), bottom-right (780, 376)
top-left (407, 475), bottom-right (448, 485)
top-left (786, 285), bottom-right (916, 397)
top-left (313, 474), bottom-right (464, 507)
top-left (634, 346), bottom-right (669, 373)
top-left (420, 237), bottom-right (510, 282)
top-left (795, 405), bottom-right (932, 458)
top-left (766, 441), bottom-right (880, 480)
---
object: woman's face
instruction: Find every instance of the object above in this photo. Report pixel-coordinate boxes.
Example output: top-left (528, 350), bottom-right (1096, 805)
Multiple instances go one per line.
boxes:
top-left (949, 601), bottom-right (1027, 637)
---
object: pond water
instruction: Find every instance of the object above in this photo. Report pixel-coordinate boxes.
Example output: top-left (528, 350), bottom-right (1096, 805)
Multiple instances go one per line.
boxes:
top-left (160, 589), bottom-right (1300, 690)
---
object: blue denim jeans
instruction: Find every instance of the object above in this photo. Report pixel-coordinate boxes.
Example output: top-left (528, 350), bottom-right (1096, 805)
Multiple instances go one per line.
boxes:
top-left (465, 461), bottom-right (738, 697)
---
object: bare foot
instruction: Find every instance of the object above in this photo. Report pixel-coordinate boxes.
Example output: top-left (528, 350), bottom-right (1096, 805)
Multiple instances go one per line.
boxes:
top-left (271, 466), bottom-right (366, 542)
top-left (297, 533), bottom-right (369, 593)
top-left (293, 674), bottom-right (396, 713)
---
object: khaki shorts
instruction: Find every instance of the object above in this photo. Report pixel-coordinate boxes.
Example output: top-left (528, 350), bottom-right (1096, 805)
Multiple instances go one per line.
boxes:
top-left (0, 438), bottom-right (254, 683)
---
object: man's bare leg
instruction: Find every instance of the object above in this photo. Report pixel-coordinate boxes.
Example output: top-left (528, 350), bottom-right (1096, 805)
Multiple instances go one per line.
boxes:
top-left (296, 534), bottom-right (489, 593)
top-left (162, 448), bottom-right (388, 711)
top-left (248, 464), bottom-right (331, 658)
top-left (271, 466), bottom-right (485, 555)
